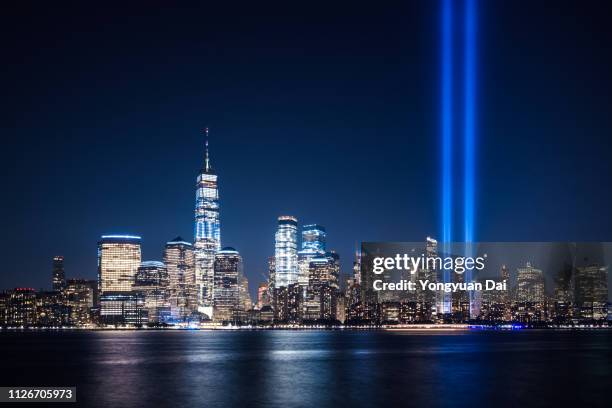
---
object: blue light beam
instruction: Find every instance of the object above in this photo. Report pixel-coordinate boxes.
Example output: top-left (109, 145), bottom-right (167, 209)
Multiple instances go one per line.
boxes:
top-left (441, 0), bottom-right (453, 245)
top-left (440, 0), bottom-right (454, 314)
top-left (464, 0), bottom-right (476, 244)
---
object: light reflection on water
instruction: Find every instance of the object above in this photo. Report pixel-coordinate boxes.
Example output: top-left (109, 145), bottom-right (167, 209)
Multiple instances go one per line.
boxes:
top-left (0, 330), bottom-right (610, 408)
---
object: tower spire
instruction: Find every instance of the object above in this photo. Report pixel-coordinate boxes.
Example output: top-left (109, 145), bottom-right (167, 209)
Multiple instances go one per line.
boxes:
top-left (203, 127), bottom-right (211, 172)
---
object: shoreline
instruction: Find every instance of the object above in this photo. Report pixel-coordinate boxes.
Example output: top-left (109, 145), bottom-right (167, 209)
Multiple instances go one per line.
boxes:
top-left (1, 324), bottom-right (611, 332)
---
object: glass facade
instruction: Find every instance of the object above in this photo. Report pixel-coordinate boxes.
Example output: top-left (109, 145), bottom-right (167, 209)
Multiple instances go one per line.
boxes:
top-left (164, 238), bottom-right (197, 320)
top-left (516, 262), bottom-right (545, 303)
top-left (99, 291), bottom-right (147, 326)
top-left (298, 224), bottom-right (326, 288)
top-left (213, 247), bottom-right (242, 322)
top-left (97, 235), bottom-right (142, 294)
top-left (304, 252), bottom-right (340, 321)
top-left (194, 131), bottom-right (221, 317)
top-left (52, 255), bottom-right (65, 291)
top-left (133, 261), bottom-right (171, 323)
top-left (301, 224), bottom-right (326, 253)
top-left (575, 264), bottom-right (608, 320)
top-left (274, 216), bottom-right (298, 288)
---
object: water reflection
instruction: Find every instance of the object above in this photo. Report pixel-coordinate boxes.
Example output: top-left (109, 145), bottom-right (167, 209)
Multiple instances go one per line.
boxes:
top-left (0, 330), bottom-right (610, 408)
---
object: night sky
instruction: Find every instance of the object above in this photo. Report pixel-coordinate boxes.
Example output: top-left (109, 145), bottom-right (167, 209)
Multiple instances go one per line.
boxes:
top-left (2, 1), bottom-right (612, 297)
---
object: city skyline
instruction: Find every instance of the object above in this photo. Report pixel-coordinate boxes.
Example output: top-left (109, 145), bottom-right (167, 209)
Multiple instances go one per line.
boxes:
top-left (3, 1), bottom-right (612, 297)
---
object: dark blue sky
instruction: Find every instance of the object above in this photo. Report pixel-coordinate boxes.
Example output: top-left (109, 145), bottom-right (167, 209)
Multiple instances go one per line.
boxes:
top-left (2, 1), bottom-right (612, 297)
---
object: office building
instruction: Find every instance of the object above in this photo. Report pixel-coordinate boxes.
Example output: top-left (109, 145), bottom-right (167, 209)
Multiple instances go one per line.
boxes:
top-left (133, 261), bottom-right (171, 323)
top-left (52, 255), bottom-right (65, 291)
top-left (274, 216), bottom-right (298, 288)
top-left (36, 291), bottom-right (70, 327)
top-left (64, 279), bottom-right (94, 326)
top-left (97, 235), bottom-right (142, 294)
top-left (575, 264), bottom-right (608, 320)
top-left (298, 224), bottom-right (326, 288)
top-left (99, 292), bottom-right (147, 326)
top-left (257, 282), bottom-right (270, 309)
top-left (239, 274), bottom-right (252, 312)
top-left (164, 237), bottom-right (197, 320)
top-left (212, 247), bottom-right (242, 322)
top-left (304, 252), bottom-right (340, 322)
top-left (194, 129), bottom-right (221, 317)
top-left (516, 262), bottom-right (545, 303)
top-left (7, 288), bottom-right (37, 326)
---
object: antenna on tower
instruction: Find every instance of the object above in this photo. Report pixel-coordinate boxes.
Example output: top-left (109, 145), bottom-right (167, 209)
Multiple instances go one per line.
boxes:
top-left (203, 127), bottom-right (210, 172)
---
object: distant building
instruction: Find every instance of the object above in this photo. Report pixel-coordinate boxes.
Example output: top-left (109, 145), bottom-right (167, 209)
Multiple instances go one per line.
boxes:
top-left (98, 235), bottom-right (142, 294)
top-left (267, 256), bottom-right (276, 295)
top-left (164, 237), bottom-right (197, 320)
top-left (213, 247), bottom-right (242, 322)
top-left (274, 216), bottom-right (298, 288)
top-left (52, 256), bottom-right (66, 291)
top-left (36, 291), bottom-right (70, 327)
top-left (133, 261), bottom-right (171, 323)
top-left (64, 279), bottom-right (94, 326)
top-left (0, 292), bottom-right (8, 325)
top-left (297, 225), bottom-right (326, 289)
top-left (257, 282), bottom-right (270, 309)
top-left (516, 262), bottom-right (545, 303)
top-left (574, 264), bottom-right (608, 321)
top-left (259, 305), bottom-right (274, 323)
top-left (304, 252), bottom-right (340, 322)
top-left (99, 292), bottom-right (147, 326)
top-left (345, 252), bottom-right (362, 323)
top-left (273, 284), bottom-right (303, 323)
top-left (7, 288), bottom-right (37, 326)
top-left (239, 274), bottom-right (252, 312)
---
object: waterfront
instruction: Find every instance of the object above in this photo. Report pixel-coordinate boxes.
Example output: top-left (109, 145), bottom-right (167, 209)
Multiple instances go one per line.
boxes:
top-left (0, 330), bottom-right (610, 407)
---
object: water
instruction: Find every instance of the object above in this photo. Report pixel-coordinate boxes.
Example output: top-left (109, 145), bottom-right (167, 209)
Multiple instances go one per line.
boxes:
top-left (0, 330), bottom-right (610, 407)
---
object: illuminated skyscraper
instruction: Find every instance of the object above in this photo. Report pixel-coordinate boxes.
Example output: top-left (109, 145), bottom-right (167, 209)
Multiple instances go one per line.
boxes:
top-left (301, 224), bottom-right (326, 253)
top-left (52, 256), bottom-right (65, 291)
top-left (194, 128), bottom-right (221, 318)
top-left (212, 247), bottom-right (241, 322)
top-left (304, 252), bottom-right (340, 321)
top-left (274, 216), bottom-right (298, 288)
top-left (133, 261), bottom-right (171, 323)
top-left (97, 235), bottom-right (141, 294)
top-left (516, 262), bottom-right (545, 303)
top-left (574, 264), bottom-right (608, 320)
top-left (298, 225), bottom-right (326, 288)
top-left (164, 237), bottom-right (197, 320)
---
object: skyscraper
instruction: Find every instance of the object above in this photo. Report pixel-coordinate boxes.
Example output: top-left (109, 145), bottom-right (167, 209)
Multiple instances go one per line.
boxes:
top-left (239, 274), bottom-right (252, 312)
top-left (301, 224), bottom-right (326, 253)
top-left (574, 264), bottom-right (608, 320)
top-left (212, 247), bottom-right (242, 322)
top-left (303, 252), bottom-right (340, 321)
top-left (133, 261), bottom-right (171, 323)
top-left (297, 224), bottom-right (326, 288)
top-left (52, 256), bottom-right (65, 291)
top-left (516, 262), bottom-right (545, 303)
top-left (164, 237), bottom-right (197, 320)
top-left (97, 235), bottom-right (141, 294)
top-left (194, 128), bottom-right (221, 318)
top-left (274, 216), bottom-right (298, 288)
